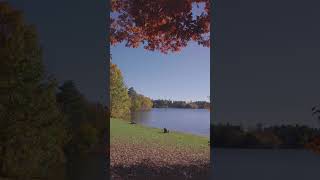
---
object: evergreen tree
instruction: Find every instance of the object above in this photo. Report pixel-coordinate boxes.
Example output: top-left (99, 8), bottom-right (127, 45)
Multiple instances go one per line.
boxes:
top-left (128, 87), bottom-right (137, 97)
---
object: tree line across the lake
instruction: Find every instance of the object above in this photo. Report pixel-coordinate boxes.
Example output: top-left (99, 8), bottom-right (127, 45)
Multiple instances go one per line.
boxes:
top-left (0, 3), bottom-right (107, 179)
top-left (211, 123), bottom-right (320, 149)
top-left (211, 107), bottom-right (320, 152)
top-left (152, 99), bottom-right (210, 109)
top-left (110, 61), bottom-right (211, 120)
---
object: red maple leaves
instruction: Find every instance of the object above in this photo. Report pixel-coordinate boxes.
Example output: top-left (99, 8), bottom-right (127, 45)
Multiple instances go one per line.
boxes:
top-left (111, 0), bottom-right (210, 53)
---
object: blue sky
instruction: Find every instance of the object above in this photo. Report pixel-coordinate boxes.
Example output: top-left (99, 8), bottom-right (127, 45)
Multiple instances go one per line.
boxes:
top-left (111, 42), bottom-right (210, 102)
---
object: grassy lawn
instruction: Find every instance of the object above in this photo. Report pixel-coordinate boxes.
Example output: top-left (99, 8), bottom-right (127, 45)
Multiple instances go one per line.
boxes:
top-left (110, 118), bottom-right (210, 178)
top-left (110, 118), bottom-right (209, 150)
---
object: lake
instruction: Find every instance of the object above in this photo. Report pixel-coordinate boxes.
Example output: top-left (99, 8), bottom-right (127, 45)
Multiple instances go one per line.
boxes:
top-left (132, 108), bottom-right (210, 137)
top-left (211, 148), bottom-right (320, 180)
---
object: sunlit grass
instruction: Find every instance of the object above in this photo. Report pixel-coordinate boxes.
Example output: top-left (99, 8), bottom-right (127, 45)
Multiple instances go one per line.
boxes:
top-left (110, 118), bottom-right (209, 150)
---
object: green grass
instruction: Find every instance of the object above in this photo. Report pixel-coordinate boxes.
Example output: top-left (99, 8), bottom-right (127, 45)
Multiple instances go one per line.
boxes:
top-left (110, 118), bottom-right (209, 150)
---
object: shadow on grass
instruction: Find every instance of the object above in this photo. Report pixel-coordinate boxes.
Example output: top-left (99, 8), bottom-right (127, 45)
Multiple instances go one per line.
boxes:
top-left (111, 159), bottom-right (211, 180)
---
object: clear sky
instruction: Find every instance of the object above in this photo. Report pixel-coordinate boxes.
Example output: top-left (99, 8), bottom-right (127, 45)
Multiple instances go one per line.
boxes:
top-left (111, 42), bottom-right (210, 102)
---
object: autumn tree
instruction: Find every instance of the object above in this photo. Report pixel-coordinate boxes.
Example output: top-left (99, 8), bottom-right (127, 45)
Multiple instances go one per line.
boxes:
top-left (111, 0), bottom-right (210, 53)
top-left (0, 2), bottom-right (68, 178)
top-left (128, 87), bottom-right (140, 112)
top-left (140, 95), bottom-right (153, 111)
top-left (110, 61), bottom-right (131, 119)
top-left (128, 87), bottom-right (153, 112)
top-left (110, 0), bottom-right (210, 117)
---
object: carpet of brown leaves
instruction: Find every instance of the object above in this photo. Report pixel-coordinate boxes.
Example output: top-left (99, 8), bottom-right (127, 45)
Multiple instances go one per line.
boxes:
top-left (110, 141), bottom-right (210, 179)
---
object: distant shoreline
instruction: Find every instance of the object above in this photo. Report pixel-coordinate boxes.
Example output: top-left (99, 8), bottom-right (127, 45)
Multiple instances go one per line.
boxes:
top-left (152, 99), bottom-right (210, 109)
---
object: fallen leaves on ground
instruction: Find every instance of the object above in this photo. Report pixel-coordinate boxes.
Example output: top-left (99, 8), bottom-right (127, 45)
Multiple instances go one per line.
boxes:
top-left (110, 140), bottom-right (210, 179)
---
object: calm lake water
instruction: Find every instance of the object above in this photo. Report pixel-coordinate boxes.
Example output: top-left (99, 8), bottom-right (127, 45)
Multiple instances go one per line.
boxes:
top-left (211, 148), bottom-right (320, 180)
top-left (132, 108), bottom-right (210, 137)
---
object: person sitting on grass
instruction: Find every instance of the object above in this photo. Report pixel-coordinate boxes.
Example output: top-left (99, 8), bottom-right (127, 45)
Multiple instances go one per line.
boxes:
top-left (163, 128), bottom-right (169, 133)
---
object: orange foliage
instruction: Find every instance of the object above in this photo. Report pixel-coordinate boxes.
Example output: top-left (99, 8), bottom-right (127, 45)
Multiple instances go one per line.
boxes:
top-left (111, 0), bottom-right (210, 53)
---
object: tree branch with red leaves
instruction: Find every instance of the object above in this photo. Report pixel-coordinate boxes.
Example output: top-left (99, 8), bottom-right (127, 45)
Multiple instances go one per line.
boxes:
top-left (110, 0), bottom-right (210, 53)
